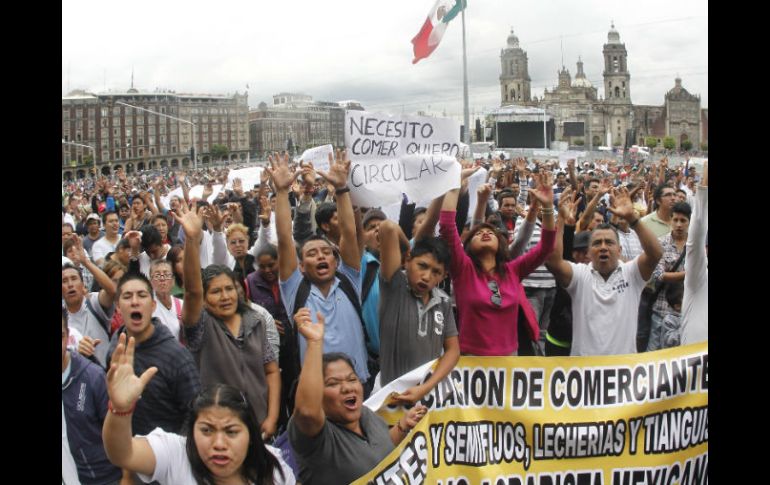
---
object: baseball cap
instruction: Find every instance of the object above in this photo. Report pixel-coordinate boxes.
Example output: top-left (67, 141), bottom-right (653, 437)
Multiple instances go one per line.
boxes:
top-left (86, 213), bottom-right (101, 224)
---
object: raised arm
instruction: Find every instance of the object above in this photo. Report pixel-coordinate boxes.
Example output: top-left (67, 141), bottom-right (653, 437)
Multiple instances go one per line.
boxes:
top-left (378, 219), bottom-right (404, 283)
top-left (413, 194), bottom-right (445, 242)
top-left (567, 159), bottom-right (578, 190)
top-left (509, 193), bottom-right (539, 258)
top-left (174, 205), bottom-right (206, 326)
top-left (317, 149), bottom-right (359, 270)
top-left (608, 187), bottom-right (662, 281)
top-left (472, 184), bottom-right (492, 226)
top-left (576, 184), bottom-right (609, 233)
top-left (71, 235), bottom-right (116, 309)
top-left (546, 187), bottom-right (579, 287)
top-left (265, 152), bottom-right (300, 281)
top-left (292, 309), bottom-right (326, 438)
top-left (102, 334), bottom-right (158, 476)
top-left (152, 179), bottom-right (167, 213)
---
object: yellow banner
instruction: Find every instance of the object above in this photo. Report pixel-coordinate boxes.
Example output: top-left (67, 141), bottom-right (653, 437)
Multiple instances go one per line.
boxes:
top-left (353, 342), bottom-right (708, 485)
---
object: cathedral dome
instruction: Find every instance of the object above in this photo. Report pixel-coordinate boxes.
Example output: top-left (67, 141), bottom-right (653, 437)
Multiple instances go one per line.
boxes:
top-left (507, 29), bottom-right (520, 49)
top-left (607, 22), bottom-right (621, 44)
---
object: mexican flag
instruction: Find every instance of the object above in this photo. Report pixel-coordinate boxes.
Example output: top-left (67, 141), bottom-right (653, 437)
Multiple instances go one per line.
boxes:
top-left (411, 0), bottom-right (466, 64)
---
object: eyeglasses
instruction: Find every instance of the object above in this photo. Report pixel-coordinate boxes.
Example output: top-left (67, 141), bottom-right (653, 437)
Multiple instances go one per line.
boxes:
top-left (488, 280), bottom-right (502, 307)
top-left (151, 274), bottom-right (174, 281)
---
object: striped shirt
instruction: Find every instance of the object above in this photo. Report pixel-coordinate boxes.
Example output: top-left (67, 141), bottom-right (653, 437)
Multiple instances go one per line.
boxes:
top-left (514, 219), bottom-right (556, 288)
top-left (651, 233), bottom-right (686, 314)
top-left (618, 228), bottom-right (644, 262)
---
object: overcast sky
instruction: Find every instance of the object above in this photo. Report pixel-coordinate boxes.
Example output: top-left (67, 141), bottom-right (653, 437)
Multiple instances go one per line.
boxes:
top-left (62, 0), bottom-right (707, 119)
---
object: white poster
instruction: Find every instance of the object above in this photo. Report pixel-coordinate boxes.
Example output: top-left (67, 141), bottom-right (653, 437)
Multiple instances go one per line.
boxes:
top-left (558, 151), bottom-right (586, 169)
top-left (225, 167), bottom-right (263, 191)
top-left (161, 184), bottom-right (223, 206)
top-left (299, 144), bottom-right (334, 173)
top-left (345, 111), bottom-right (462, 206)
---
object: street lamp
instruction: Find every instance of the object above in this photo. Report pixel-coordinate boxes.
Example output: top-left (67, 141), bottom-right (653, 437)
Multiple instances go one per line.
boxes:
top-left (541, 107), bottom-right (548, 149)
top-left (115, 101), bottom-right (198, 170)
top-left (62, 139), bottom-right (97, 179)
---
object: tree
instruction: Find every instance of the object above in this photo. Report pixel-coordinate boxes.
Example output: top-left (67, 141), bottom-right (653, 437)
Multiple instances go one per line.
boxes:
top-left (700, 142), bottom-right (708, 152)
top-left (211, 144), bottom-right (229, 160)
top-left (663, 137), bottom-right (676, 150)
top-left (573, 139), bottom-right (584, 146)
top-left (681, 140), bottom-right (693, 151)
top-left (645, 137), bottom-right (658, 150)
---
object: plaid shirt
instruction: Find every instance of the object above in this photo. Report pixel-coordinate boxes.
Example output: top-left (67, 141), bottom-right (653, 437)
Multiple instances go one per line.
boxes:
top-left (651, 233), bottom-right (686, 314)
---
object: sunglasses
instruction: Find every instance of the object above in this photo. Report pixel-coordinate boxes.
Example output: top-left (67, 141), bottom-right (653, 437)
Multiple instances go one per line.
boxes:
top-left (488, 280), bottom-right (502, 307)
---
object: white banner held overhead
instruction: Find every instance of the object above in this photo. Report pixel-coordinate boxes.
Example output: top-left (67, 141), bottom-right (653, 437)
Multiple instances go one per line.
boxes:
top-left (225, 167), bottom-right (263, 191)
top-left (345, 111), bottom-right (462, 206)
top-left (299, 144), bottom-right (334, 174)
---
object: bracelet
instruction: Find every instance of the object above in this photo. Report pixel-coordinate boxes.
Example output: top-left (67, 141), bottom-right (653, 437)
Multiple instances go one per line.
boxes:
top-left (539, 207), bottom-right (554, 215)
top-left (396, 419), bottom-right (409, 434)
top-left (108, 400), bottom-right (136, 416)
top-left (629, 218), bottom-right (640, 228)
top-left (335, 186), bottom-right (350, 195)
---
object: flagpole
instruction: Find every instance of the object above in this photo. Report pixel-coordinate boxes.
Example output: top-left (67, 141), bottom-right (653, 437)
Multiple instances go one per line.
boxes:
top-left (461, 4), bottom-right (470, 144)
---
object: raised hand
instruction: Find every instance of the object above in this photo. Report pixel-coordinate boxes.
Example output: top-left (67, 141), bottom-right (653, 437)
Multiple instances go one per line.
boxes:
top-left (558, 187), bottom-right (580, 225)
top-left (299, 160), bottom-right (317, 186)
top-left (206, 204), bottom-right (225, 232)
top-left (607, 187), bottom-right (635, 221)
top-left (265, 152), bottom-right (296, 192)
top-left (233, 178), bottom-right (244, 197)
top-left (530, 171), bottom-right (554, 208)
top-left (316, 149), bottom-right (351, 190)
top-left (461, 165), bottom-right (480, 181)
top-left (294, 308), bottom-right (324, 343)
top-left (477, 183), bottom-right (492, 202)
top-left (171, 203), bottom-right (205, 240)
top-left (227, 203), bottom-right (243, 224)
top-left (258, 196), bottom-right (271, 225)
top-left (72, 234), bottom-right (88, 264)
top-left (106, 333), bottom-right (158, 412)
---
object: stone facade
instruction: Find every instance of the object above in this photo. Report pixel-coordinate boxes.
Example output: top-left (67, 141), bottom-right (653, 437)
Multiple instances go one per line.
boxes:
top-left (62, 90), bottom-right (249, 180)
top-left (249, 93), bottom-right (364, 157)
top-left (495, 23), bottom-right (707, 150)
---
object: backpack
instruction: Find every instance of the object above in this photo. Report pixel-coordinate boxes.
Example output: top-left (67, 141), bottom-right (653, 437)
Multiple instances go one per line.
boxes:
top-left (84, 297), bottom-right (110, 337)
top-left (286, 270), bottom-right (379, 414)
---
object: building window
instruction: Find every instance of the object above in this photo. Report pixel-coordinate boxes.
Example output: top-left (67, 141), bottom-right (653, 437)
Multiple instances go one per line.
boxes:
top-left (115, 150), bottom-right (120, 159)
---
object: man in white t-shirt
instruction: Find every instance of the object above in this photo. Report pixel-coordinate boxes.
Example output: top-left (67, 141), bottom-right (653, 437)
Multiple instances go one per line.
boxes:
top-left (546, 186), bottom-right (662, 356)
top-left (90, 211), bottom-right (121, 266)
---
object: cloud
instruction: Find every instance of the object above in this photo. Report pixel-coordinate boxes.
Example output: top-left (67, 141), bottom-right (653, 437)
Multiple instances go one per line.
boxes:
top-left (63, 0), bottom-right (707, 116)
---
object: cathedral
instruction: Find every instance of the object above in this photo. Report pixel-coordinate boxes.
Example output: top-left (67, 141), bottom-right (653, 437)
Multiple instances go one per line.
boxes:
top-left (492, 23), bottom-right (707, 150)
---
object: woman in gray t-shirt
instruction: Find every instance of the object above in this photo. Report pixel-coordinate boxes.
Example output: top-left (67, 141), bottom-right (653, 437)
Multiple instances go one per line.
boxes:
top-left (288, 308), bottom-right (428, 485)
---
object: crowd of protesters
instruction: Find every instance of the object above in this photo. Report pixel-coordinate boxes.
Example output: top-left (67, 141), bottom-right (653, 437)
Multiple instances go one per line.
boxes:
top-left (62, 149), bottom-right (707, 484)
